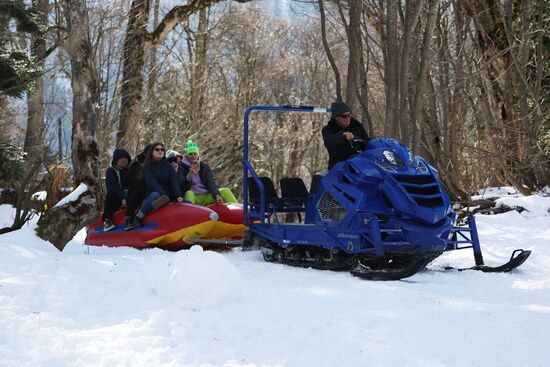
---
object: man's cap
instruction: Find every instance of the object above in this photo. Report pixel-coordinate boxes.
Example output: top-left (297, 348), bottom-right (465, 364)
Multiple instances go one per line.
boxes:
top-left (331, 101), bottom-right (351, 118)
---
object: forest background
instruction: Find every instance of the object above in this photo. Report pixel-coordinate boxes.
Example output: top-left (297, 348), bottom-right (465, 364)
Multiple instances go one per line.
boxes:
top-left (0, 0), bottom-right (548, 249)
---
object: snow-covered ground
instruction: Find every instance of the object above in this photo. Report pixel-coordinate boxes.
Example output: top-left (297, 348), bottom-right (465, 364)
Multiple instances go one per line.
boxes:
top-left (1, 195), bottom-right (549, 367)
top-left (470, 186), bottom-right (521, 201)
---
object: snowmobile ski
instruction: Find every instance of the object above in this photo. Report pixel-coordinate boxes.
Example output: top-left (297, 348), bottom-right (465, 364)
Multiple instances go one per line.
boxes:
top-left (447, 249), bottom-right (531, 273)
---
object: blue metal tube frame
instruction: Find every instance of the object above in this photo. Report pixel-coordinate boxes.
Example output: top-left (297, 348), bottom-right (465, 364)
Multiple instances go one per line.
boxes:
top-left (243, 105), bottom-right (330, 224)
top-left (368, 217), bottom-right (386, 263)
top-left (467, 216), bottom-right (485, 265)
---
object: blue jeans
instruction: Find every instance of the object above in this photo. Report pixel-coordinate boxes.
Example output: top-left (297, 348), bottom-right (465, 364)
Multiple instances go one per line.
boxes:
top-left (138, 192), bottom-right (161, 217)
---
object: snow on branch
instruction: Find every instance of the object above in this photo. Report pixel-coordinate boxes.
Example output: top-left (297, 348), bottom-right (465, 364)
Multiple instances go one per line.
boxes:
top-left (53, 183), bottom-right (88, 208)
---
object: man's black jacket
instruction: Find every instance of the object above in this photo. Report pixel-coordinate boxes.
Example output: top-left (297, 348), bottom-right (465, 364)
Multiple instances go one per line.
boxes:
top-left (322, 117), bottom-right (370, 169)
top-left (105, 148), bottom-right (131, 200)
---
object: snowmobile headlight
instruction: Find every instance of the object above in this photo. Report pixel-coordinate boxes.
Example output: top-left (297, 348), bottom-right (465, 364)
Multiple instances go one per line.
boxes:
top-left (383, 150), bottom-right (397, 165)
top-left (417, 160), bottom-right (429, 173)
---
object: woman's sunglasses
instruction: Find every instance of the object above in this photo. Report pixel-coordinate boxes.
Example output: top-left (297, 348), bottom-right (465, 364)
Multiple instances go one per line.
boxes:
top-left (154, 147), bottom-right (165, 152)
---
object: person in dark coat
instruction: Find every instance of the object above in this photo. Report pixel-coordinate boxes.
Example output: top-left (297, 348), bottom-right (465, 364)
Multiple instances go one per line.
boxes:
top-left (102, 148), bottom-right (131, 231)
top-left (179, 140), bottom-right (237, 206)
top-left (129, 142), bottom-right (184, 229)
top-left (166, 150), bottom-right (190, 195)
top-left (322, 101), bottom-right (370, 169)
top-left (124, 144), bottom-right (152, 230)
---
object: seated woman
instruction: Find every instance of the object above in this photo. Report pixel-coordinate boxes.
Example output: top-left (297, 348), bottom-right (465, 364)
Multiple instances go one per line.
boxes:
top-left (129, 142), bottom-right (184, 229)
top-left (180, 140), bottom-right (237, 206)
top-left (124, 144), bottom-right (152, 230)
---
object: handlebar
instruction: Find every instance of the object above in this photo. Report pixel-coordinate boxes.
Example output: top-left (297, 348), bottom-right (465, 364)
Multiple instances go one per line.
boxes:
top-left (349, 137), bottom-right (366, 153)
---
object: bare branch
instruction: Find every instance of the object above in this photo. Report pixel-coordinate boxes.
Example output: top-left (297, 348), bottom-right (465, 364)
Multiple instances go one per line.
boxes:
top-left (318, 0), bottom-right (342, 100)
top-left (145, 0), bottom-right (252, 48)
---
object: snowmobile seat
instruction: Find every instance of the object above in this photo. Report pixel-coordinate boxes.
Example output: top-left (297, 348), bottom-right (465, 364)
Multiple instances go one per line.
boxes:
top-left (247, 176), bottom-right (284, 210)
top-left (309, 172), bottom-right (326, 195)
top-left (280, 177), bottom-right (309, 209)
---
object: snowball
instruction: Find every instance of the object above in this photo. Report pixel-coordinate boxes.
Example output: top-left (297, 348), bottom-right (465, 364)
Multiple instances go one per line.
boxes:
top-left (168, 245), bottom-right (241, 310)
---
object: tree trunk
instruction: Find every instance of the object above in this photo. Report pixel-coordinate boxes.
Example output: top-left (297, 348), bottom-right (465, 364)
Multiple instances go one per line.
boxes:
top-left (57, 117), bottom-right (63, 161)
top-left (318, 0), bottom-right (342, 101)
top-left (23, 0), bottom-right (48, 155)
top-left (146, 0), bottom-right (160, 97)
top-left (36, 0), bottom-right (101, 251)
top-left (357, 49), bottom-right (374, 136)
top-left (398, 0), bottom-right (423, 145)
top-left (117, 0), bottom-right (150, 152)
top-left (411, 0), bottom-right (439, 153)
top-left (0, 93), bottom-right (13, 137)
top-left (345, 0), bottom-right (362, 114)
top-left (384, 0), bottom-right (399, 138)
top-left (189, 7), bottom-right (208, 123)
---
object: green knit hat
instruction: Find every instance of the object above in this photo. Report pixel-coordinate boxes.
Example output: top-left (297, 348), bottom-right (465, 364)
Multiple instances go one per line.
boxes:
top-left (185, 140), bottom-right (199, 155)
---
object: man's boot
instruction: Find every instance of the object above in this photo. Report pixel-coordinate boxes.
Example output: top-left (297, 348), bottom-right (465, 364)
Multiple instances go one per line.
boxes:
top-left (124, 216), bottom-right (133, 231)
top-left (130, 216), bottom-right (144, 230)
top-left (103, 219), bottom-right (116, 232)
top-left (151, 194), bottom-right (170, 211)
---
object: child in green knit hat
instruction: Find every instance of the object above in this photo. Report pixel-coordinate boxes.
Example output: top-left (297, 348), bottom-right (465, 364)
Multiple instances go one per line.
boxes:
top-left (184, 140), bottom-right (199, 155)
top-left (180, 139), bottom-right (237, 206)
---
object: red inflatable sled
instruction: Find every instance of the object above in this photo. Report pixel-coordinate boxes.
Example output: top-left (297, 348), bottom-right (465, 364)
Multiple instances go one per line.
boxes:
top-left (85, 202), bottom-right (247, 251)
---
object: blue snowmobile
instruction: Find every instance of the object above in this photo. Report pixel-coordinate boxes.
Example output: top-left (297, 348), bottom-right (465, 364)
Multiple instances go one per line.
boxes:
top-left (242, 105), bottom-right (531, 280)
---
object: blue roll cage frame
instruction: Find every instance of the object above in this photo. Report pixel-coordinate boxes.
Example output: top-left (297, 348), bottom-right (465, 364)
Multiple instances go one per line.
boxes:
top-left (243, 105), bottom-right (330, 224)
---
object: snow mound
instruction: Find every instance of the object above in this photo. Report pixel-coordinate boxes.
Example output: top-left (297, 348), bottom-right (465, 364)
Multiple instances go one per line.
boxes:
top-left (0, 204), bottom-right (16, 227)
top-left (495, 194), bottom-right (550, 217)
top-left (471, 186), bottom-right (520, 201)
top-left (168, 245), bottom-right (241, 310)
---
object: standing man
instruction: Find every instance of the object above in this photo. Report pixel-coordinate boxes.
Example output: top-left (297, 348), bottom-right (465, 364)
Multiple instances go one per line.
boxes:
top-left (322, 101), bottom-right (370, 169)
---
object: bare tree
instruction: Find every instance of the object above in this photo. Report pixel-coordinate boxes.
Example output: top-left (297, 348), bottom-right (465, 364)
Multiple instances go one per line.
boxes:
top-left (384, 0), bottom-right (399, 138)
top-left (23, 0), bottom-right (49, 155)
top-left (459, 0), bottom-right (550, 194)
top-left (343, 0), bottom-right (361, 114)
top-left (0, 158), bottom-right (43, 234)
top-left (36, 0), bottom-right (101, 251)
top-left (318, 0), bottom-right (342, 100)
top-left (187, 7), bottom-right (209, 123)
top-left (410, 0), bottom-right (439, 152)
top-left (117, 0), bottom-right (252, 152)
top-left (397, 0), bottom-right (423, 144)
top-left (146, 0), bottom-right (160, 97)
top-left (91, 0), bottom-right (128, 168)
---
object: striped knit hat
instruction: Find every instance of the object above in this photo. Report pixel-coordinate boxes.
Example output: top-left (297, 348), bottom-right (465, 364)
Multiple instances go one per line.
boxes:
top-left (184, 140), bottom-right (199, 155)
